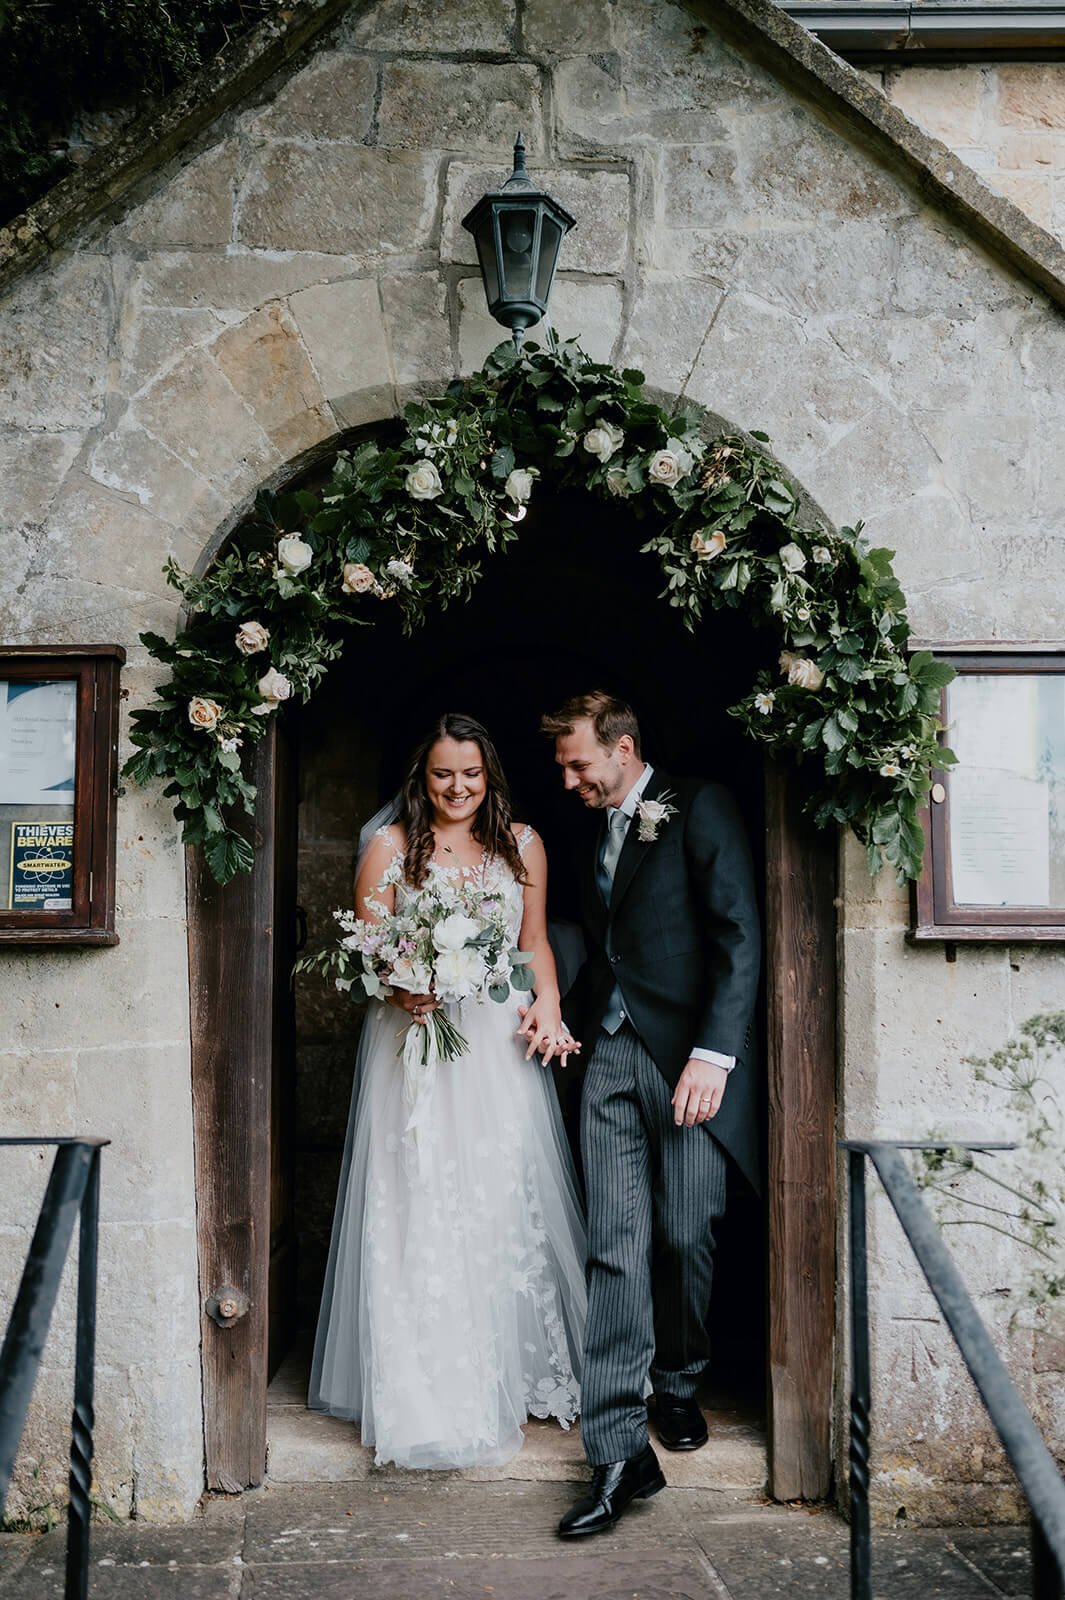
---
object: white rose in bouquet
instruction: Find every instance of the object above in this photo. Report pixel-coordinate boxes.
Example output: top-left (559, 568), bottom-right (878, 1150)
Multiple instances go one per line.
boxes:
top-left (690, 529), bottom-right (727, 561)
top-left (583, 421), bottom-right (624, 463)
top-left (432, 912), bottom-right (482, 952)
top-left (406, 459), bottom-right (443, 500)
top-left (390, 955), bottom-right (434, 993)
top-left (435, 944), bottom-right (488, 999)
top-left (235, 621), bottom-right (269, 655)
top-left (504, 467), bottom-right (535, 503)
top-left (778, 543), bottom-right (806, 573)
top-left (276, 534), bottom-right (313, 575)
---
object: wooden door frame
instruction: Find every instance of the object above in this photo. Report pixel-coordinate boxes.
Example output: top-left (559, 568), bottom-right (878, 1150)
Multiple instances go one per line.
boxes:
top-left (187, 739), bottom-right (837, 1497)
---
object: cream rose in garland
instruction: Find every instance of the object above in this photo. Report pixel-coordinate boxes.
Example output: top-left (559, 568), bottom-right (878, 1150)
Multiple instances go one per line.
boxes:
top-left (253, 667), bottom-right (293, 716)
top-left (188, 696), bottom-right (222, 731)
top-left (235, 621), bottom-right (270, 656)
top-left (406, 459), bottom-right (443, 501)
top-left (276, 534), bottom-right (313, 577)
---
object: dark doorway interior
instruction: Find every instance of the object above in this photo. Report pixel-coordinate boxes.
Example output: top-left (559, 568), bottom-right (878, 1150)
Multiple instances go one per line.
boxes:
top-left (284, 485), bottom-right (771, 1418)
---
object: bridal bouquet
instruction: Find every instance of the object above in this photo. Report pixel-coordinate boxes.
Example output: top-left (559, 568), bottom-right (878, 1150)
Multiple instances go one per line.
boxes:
top-left (294, 874), bottom-right (535, 1068)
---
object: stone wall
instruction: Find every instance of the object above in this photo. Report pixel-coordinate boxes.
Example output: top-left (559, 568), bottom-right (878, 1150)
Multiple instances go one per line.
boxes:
top-left (870, 62), bottom-right (1065, 245)
top-left (1, 0), bottom-right (1064, 1524)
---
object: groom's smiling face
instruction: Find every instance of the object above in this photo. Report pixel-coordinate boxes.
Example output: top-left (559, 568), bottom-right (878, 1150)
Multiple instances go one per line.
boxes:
top-left (555, 720), bottom-right (640, 810)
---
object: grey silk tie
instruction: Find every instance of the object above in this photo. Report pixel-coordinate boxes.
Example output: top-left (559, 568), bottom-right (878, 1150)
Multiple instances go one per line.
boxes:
top-left (597, 807), bottom-right (629, 903)
top-left (598, 808), bottom-right (629, 1034)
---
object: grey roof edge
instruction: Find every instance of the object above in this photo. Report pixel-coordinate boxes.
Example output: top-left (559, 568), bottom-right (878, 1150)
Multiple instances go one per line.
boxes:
top-left (785, 3), bottom-right (1065, 56)
top-left (693, 0), bottom-right (1065, 313)
top-left (1, 0), bottom-right (1064, 318)
top-left (0, 0), bottom-right (360, 299)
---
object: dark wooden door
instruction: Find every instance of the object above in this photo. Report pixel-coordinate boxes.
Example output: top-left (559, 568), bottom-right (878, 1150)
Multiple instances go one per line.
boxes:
top-left (188, 727), bottom-right (290, 1491)
top-left (268, 715), bottom-right (299, 1378)
top-left (764, 759), bottom-right (837, 1501)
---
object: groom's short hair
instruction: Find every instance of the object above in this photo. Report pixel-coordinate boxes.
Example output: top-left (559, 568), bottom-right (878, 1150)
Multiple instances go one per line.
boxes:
top-left (540, 692), bottom-right (642, 757)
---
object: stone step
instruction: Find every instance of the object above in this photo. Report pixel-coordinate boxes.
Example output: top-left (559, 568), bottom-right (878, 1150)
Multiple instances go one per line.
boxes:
top-left (266, 1349), bottom-right (768, 1493)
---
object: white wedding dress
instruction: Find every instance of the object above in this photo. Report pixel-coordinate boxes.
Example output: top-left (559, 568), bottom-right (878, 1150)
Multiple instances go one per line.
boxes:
top-left (309, 825), bottom-right (587, 1469)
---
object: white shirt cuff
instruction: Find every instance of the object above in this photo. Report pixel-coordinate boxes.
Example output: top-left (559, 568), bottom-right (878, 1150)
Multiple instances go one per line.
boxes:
top-left (691, 1047), bottom-right (736, 1073)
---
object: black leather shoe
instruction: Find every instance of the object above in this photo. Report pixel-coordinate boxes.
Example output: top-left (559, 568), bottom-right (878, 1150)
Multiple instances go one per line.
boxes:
top-left (653, 1393), bottom-right (709, 1451)
top-left (557, 1444), bottom-right (666, 1537)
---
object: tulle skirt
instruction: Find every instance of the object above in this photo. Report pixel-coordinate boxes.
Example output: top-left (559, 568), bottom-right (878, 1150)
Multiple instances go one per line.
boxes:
top-left (309, 995), bottom-right (587, 1469)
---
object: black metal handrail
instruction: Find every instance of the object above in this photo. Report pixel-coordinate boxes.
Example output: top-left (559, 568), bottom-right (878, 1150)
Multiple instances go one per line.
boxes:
top-left (843, 1139), bottom-right (1065, 1600)
top-left (0, 1137), bottom-right (108, 1600)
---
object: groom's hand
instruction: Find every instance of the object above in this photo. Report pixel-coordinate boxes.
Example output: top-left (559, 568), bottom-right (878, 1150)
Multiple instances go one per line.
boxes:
top-left (672, 1059), bottom-right (729, 1127)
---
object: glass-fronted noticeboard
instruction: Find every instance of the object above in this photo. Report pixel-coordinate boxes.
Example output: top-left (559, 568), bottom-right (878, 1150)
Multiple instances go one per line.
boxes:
top-left (911, 650), bottom-right (1065, 942)
top-left (0, 647), bottom-right (125, 945)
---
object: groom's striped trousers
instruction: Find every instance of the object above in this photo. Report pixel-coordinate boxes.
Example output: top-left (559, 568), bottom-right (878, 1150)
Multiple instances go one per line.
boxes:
top-left (579, 1021), bottom-right (728, 1465)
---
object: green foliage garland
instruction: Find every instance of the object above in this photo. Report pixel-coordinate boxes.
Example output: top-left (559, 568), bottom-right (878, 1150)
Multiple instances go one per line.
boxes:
top-left (123, 338), bottom-right (954, 885)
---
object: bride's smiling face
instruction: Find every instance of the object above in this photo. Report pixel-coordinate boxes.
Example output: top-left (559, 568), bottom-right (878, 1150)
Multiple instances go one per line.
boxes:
top-left (424, 737), bottom-right (488, 827)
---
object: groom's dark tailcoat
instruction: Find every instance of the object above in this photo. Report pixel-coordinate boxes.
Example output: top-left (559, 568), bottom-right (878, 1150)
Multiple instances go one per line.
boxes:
top-left (567, 770), bottom-right (762, 1192)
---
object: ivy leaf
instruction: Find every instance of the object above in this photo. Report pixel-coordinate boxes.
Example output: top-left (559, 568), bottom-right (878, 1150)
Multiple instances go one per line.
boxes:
top-left (490, 446), bottom-right (515, 481)
top-left (204, 828), bottom-right (256, 885)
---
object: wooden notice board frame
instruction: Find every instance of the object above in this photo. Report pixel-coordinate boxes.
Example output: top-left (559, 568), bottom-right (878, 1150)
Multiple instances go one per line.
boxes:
top-left (0, 645), bottom-right (125, 946)
top-left (911, 646), bottom-right (1065, 943)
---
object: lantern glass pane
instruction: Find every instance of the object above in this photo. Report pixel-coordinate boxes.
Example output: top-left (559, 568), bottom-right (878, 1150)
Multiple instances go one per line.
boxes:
top-left (500, 206), bottom-right (536, 300)
top-left (475, 217), bottom-right (500, 306)
top-left (535, 214), bottom-right (564, 303)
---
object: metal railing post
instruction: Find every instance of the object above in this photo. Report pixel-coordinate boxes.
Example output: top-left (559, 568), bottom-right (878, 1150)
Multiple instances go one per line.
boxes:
top-left (848, 1147), bottom-right (872, 1600)
top-left (0, 1143), bottom-right (91, 1503)
top-left (66, 1145), bottom-right (101, 1600)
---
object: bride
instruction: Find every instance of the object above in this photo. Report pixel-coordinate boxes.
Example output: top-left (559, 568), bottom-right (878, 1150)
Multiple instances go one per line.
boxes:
top-left (309, 712), bottom-right (587, 1469)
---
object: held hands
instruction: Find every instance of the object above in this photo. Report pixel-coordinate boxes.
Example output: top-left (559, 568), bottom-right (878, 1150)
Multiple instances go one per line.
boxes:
top-left (672, 1059), bottom-right (729, 1127)
top-left (516, 1001), bottom-right (582, 1067)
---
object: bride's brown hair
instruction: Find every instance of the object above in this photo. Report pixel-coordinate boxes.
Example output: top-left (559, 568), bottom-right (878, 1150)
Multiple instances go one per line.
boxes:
top-left (400, 713), bottom-right (529, 889)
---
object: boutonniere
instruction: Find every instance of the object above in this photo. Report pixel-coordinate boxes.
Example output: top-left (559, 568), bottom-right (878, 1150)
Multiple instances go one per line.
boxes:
top-left (634, 790), bottom-right (678, 843)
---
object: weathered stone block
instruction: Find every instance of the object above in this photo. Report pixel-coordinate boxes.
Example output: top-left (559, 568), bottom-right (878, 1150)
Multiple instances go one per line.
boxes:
top-left (553, 56), bottom-right (728, 155)
top-left (40, 474), bottom-right (176, 597)
top-left (288, 276), bottom-right (394, 427)
top-left (1, 923), bottom-right (191, 1054)
top-left (617, 275), bottom-right (725, 393)
top-left (918, 411), bottom-right (1039, 521)
top-left (238, 145), bottom-right (438, 256)
top-left (0, 432), bottom-right (80, 529)
top-left (522, 0), bottom-right (614, 56)
top-left (0, 255), bottom-right (111, 431)
top-left (344, 0), bottom-right (515, 52)
top-left (990, 170), bottom-right (1054, 230)
top-left (242, 51), bottom-right (376, 142)
top-left (118, 305), bottom-right (227, 397)
top-left (74, 1046), bottom-right (195, 1227)
top-left (130, 348), bottom-right (279, 491)
top-left (123, 142), bottom-right (238, 248)
top-left (381, 271), bottom-right (454, 394)
top-left (89, 424), bottom-right (229, 534)
top-left (997, 64), bottom-right (1065, 131)
top-left (456, 274), bottom-right (620, 372)
top-left (135, 249), bottom-right (361, 314)
top-left (658, 144), bottom-right (741, 231)
top-left (441, 162), bottom-right (630, 275)
top-left (887, 65), bottom-right (986, 148)
top-left (996, 129), bottom-right (1061, 171)
top-left (212, 303), bottom-right (335, 457)
top-left (377, 61), bottom-right (543, 156)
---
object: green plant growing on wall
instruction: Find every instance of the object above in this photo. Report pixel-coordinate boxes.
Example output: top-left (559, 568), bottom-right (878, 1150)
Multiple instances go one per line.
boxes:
top-left (916, 1013), bottom-right (1065, 1323)
top-left (0, 0), bottom-right (278, 222)
top-left (123, 338), bottom-right (955, 884)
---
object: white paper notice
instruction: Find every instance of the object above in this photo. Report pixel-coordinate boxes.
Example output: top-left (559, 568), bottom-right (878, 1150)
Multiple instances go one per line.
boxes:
top-left (950, 767), bottom-right (1050, 907)
top-left (0, 680), bottom-right (77, 807)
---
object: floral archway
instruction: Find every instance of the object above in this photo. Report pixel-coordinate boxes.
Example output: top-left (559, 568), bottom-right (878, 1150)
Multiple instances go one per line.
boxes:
top-left (124, 339), bottom-right (952, 884)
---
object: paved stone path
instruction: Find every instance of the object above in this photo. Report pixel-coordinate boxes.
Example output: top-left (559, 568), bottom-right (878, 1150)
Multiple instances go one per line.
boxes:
top-left (0, 1479), bottom-right (1035, 1598)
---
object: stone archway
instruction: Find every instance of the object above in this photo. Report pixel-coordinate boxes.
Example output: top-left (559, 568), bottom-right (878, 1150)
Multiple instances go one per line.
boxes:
top-left (184, 413), bottom-right (838, 1504)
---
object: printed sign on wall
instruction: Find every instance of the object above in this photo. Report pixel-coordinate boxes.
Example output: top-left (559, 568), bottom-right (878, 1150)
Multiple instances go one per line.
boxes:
top-left (9, 821), bottom-right (74, 910)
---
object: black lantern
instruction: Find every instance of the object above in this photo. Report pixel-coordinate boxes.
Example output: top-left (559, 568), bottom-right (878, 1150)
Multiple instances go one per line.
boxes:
top-left (462, 134), bottom-right (576, 349)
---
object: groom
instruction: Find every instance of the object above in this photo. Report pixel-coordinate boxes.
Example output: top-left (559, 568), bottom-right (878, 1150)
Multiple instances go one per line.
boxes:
top-left (538, 692), bottom-right (761, 1537)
